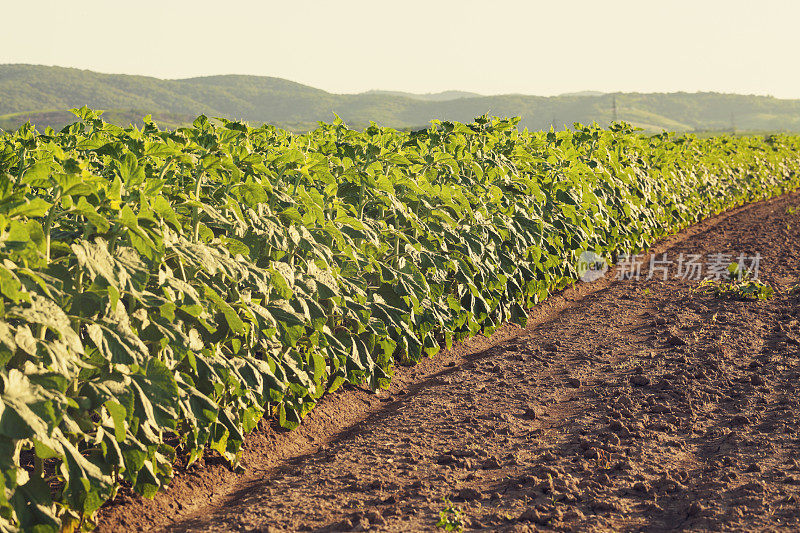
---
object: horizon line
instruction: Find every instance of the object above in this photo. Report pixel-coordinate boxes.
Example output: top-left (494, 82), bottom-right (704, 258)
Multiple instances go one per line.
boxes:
top-left (0, 63), bottom-right (791, 101)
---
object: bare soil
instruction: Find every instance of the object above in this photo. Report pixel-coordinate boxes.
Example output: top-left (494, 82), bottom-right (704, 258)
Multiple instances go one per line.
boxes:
top-left (98, 191), bottom-right (800, 532)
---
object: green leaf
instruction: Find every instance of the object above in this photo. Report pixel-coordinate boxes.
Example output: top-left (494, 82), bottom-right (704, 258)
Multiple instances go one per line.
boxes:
top-left (118, 153), bottom-right (145, 188)
top-left (203, 285), bottom-right (246, 335)
top-left (7, 197), bottom-right (52, 218)
top-left (105, 401), bottom-right (127, 443)
top-left (71, 197), bottom-right (110, 233)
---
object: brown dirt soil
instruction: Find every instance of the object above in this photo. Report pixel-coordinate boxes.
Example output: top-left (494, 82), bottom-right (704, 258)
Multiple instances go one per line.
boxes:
top-left (98, 191), bottom-right (800, 532)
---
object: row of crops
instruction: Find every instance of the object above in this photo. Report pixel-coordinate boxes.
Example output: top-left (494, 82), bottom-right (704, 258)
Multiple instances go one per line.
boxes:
top-left (1, 108), bottom-right (799, 531)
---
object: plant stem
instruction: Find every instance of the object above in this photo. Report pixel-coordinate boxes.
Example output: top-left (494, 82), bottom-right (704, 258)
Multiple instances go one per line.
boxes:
top-left (292, 171), bottom-right (302, 197)
top-left (43, 192), bottom-right (59, 264)
top-left (15, 147), bottom-right (25, 186)
top-left (177, 257), bottom-right (188, 282)
top-left (158, 158), bottom-right (173, 180)
top-left (33, 455), bottom-right (43, 478)
top-left (191, 166), bottom-right (203, 242)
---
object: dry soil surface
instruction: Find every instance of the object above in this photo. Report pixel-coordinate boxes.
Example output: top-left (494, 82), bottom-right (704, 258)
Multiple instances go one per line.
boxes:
top-left (99, 191), bottom-right (800, 532)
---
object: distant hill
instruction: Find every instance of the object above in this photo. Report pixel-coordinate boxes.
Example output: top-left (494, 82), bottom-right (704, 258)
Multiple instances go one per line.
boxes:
top-left (363, 90), bottom-right (484, 101)
top-left (2, 64), bottom-right (800, 133)
top-left (559, 91), bottom-right (606, 97)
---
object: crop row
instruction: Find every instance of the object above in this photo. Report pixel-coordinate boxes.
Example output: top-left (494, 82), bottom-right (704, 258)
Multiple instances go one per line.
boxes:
top-left (0, 109), bottom-right (798, 531)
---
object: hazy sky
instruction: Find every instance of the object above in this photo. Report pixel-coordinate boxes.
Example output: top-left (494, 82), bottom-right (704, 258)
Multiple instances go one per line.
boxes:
top-left (2, 0), bottom-right (799, 98)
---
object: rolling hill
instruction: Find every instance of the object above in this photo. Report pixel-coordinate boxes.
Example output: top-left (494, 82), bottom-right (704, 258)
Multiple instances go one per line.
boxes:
top-left (2, 64), bottom-right (800, 133)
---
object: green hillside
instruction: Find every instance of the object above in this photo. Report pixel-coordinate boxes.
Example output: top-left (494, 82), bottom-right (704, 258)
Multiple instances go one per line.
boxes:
top-left (363, 89), bottom-right (483, 101)
top-left (2, 64), bottom-right (800, 133)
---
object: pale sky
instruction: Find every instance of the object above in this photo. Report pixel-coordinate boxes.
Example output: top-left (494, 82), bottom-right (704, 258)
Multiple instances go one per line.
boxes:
top-left (2, 0), bottom-right (799, 98)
